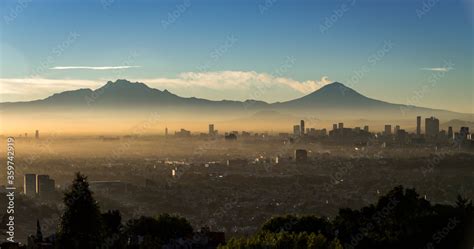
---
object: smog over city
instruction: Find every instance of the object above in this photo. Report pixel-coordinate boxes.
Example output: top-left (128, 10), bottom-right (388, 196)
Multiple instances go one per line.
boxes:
top-left (0, 1), bottom-right (473, 249)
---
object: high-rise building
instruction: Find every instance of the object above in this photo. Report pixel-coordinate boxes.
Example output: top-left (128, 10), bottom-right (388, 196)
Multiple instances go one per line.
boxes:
top-left (460, 127), bottom-right (470, 140)
top-left (35, 130), bottom-right (39, 139)
top-left (175, 129), bottom-right (191, 137)
top-left (454, 127), bottom-right (470, 144)
top-left (24, 174), bottom-right (36, 197)
top-left (416, 116), bottom-right (421, 136)
top-left (333, 124), bottom-right (338, 131)
top-left (448, 126), bottom-right (453, 139)
top-left (394, 125), bottom-right (400, 136)
top-left (363, 125), bottom-right (369, 132)
top-left (300, 120), bottom-right (305, 135)
top-left (338, 123), bottom-right (344, 129)
top-left (294, 149), bottom-right (308, 163)
top-left (225, 133), bottom-right (237, 141)
top-left (36, 175), bottom-right (55, 198)
top-left (165, 127), bottom-right (168, 137)
top-left (396, 129), bottom-right (408, 141)
top-left (384, 125), bottom-right (392, 135)
top-left (209, 124), bottom-right (215, 135)
top-left (293, 125), bottom-right (301, 136)
top-left (425, 117), bottom-right (439, 138)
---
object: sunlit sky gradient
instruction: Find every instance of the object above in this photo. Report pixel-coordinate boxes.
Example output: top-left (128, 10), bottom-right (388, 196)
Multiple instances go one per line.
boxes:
top-left (0, 0), bottom-right (472, 113)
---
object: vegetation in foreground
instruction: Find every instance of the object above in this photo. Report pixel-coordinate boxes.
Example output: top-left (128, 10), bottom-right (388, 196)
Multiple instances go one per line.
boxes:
top-left (37, 173), bottom-right (473, 249)
top-left (220, 186), bottom-right (473, 249)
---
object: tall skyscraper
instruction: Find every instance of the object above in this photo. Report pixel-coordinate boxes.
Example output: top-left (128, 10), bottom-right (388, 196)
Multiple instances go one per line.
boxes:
top-left (384, 125), bottom-right (392, 135)
top-left (35, 130), bottom-right (39, 139)
top-left (24, 174), bottom-right (36, 197)
top-left (338, 123), bottom-right (344, 129)
top-left (425, 117), bottom-right (439, 138)
top-left (448, 126), bottom-right (453, 139)
top-left (333, 124), bottom-right (338, 131)
top-left (460, 127), bottom-right (470, 140)
top-left (293, 125), bottom-right (300, 136)
top-left (209, 124), bottom-right (215, 135)
top-left (416, 116), bottom-right (421, 136)
top-left (37, 175), bottom-right (55, 198)
top-left (300, 120), bottom-right (305, 135)
top-left (394, 125), bottom-right (400, 136)
top-left (363, 125), bottom-right (369, 132)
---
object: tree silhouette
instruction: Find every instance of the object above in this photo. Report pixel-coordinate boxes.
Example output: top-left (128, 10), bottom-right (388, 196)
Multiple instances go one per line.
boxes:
top-left (36, 219), bottom-right (43, 241)
top-left (102, 210), bottom-right (122, 235)
top-left (56, 173), bottom-right (103, 249)
top-left (221, 186), bottom-right (474, 249)
top-left (220, 231), bottom-right (341, 249)
top-left (125, 213), bottom-right (193, 247)
top-left (262, 215), bottom-right (332, 236)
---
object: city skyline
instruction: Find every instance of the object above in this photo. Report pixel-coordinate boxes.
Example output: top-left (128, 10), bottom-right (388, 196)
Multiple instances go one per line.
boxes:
top-left (12, 115), bottom-right (471, 136)
top-left (0, 0), bottom-right (473, 113)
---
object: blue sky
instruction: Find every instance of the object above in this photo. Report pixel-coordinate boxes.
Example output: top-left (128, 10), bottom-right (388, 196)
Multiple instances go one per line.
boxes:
top-left (0, 0), bottom-right (472, 113)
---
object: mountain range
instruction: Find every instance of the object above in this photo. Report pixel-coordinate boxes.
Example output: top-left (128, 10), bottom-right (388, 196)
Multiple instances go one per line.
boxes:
top-left (0, 79), bottom-right (472, 122)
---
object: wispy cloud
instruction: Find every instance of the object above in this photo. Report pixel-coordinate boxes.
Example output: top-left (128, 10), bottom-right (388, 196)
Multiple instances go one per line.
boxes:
top-left (50, 66), bottom-right (141, 70)
top-left (0, 78), bottom-right (102, 102)
top-left (135, 71), bottom-right (331, 95)
top-left (0, 71), bottom-right (332, 103)
top-left (420, 67), bottom-right (453, 72)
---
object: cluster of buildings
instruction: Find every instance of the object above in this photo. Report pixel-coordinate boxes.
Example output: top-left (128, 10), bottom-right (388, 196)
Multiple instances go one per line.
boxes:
top-left (288, 116), bottom-right (472, 147)
top-left (209, 124), bottom-right (218, 136)
top-left (23, 174), bottom-right (56, 199)
top-left (174, 128), bottom-right (192, 137)
top-left (15, 130), bottom-right (40, 139)
top-left (416, 116), bottom-right (471, 143)
top-left (328, 123), bottom-right (371, 144)
top-left (170, 124), bottom-right (256, 140)
top-left (293, 120), bottom-right (328, 137)
top-left (163, 117), bottom-right (471, 148)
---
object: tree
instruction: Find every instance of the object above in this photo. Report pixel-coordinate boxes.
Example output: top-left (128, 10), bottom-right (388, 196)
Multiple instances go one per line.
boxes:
top-left (56, 173), bottom-right (103, 249)
top-left (307, 233), bottom-right (327, 249)
top-left (101, 210), bottom-right (124, 249)
top-left (219, 231), bottom-right (339, 249)
top-left (455, 194), bottom-right (472, 210)
top-left (36, 219), bottom-right (43, 241)
top-left (225, 186), bottom-right (473, 249)
top-left (102, 210), bottom-right (122, 235)
top-left (125, 213), bottom-right (193, 248)
top-left (261, 215), bottom-right (331, 236)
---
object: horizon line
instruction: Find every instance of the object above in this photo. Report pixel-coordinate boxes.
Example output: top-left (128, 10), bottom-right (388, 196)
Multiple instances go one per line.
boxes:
top-left (0, 78), bottom-right (471, 115)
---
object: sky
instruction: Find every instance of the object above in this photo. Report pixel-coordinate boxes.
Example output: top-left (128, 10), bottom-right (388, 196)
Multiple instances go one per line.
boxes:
top-left (0, 0), bottom-right (473, 113)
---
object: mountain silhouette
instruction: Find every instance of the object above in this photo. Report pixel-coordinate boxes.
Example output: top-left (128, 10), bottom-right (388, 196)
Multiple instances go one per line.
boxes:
top-left (42, 79), bottom-right (181, 106)
top-left (277, 82), bottom-right (388, 108)
top-left (0, 79), bottom-right (471, 121)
